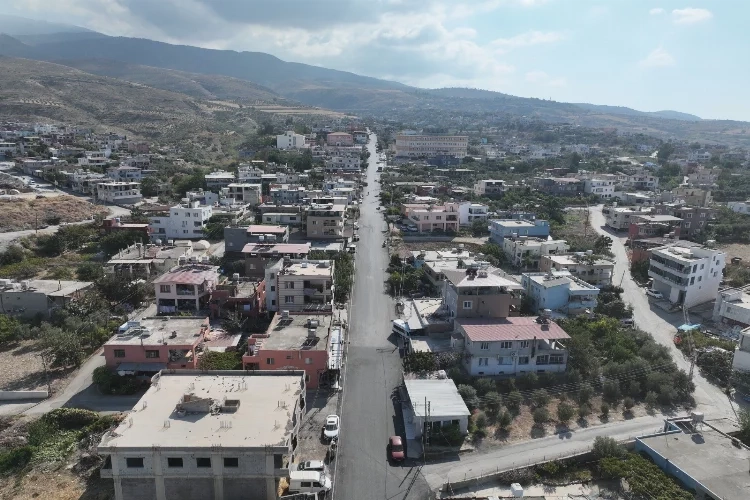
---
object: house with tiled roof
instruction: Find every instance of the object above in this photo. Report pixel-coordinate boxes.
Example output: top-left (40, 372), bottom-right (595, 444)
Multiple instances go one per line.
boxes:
top-left (153, 264), bottom-right (220, 314)
top-left (451, 316), bottom-right (570, 376)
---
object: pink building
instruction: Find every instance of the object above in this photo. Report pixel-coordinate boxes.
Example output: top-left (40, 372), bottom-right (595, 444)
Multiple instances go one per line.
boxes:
top-left (102, 317), bottom-right (242, 375)
top-left (242, 313), bottom-right (343, 388)
top-left (153, 264), bottom-right (220, 314)
top-left (403, 202), bottom-right (460, 233)
top-left (326, 132), bottom-right (354, 147)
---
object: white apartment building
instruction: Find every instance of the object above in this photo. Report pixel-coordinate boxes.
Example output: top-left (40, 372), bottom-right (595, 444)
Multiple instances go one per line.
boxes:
top-left (237, 165), bottom-right (264, 183)
top-left (617, 172), bottom-right (659, 190)
top-left (458, 202), bottom-right (489, 225)
top-left (149, 202), bottom-right (213, 241)
top-left (276, 130), bottom-right (307, 150)
top-left (473, 179), bottom-right (507, 196)
top-left (502, 237), bottom-right (569, 269)
top-left (688, 150), bottom-right (712, 163)
top-left (649, 243), bottom-right (726, 306)
top-left (107, 165), bottom-right (142, 182)
top-left (713, 286), bottom-right (750, 329)
top-left (98, 370), bottom-right (305, 500)
top-left (270, 260), bottom-right (334, 312)
top-left (540, 254), bottom-right (614, 286)
top-left (728, 201), bottom-right (750, 215)
top-left (226, 183), bottom-right (261, 205)
top-left (205, 170), bottom-right (236, 189)
top-left (603, 206), bottom-right (652, 231)
top-left (96, 181), bottom-right (142, 205)
top-left (583, 178), bottom-right (615, 199)
top-left (67, 169), bottom-right (108, 194)
top-left (77, 150), bottom-right (110, 167)
top-left (395, 133), bottom-right (468, 158)
top-left (325, 156), bottom-right (361, 171)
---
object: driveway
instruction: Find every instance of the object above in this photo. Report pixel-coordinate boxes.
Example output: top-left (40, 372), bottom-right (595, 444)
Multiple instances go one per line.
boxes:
top-left (333, 134), bottom-right (430, 500)
top-left (589, 205), bottom-right (737, 421)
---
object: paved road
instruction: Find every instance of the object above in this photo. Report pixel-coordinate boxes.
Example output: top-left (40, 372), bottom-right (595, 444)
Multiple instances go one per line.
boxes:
top-left (334, 135), bottom-right (430, 500)
top-left (423, 414), bottom-right (665, 492)
top-left (589, 205), bottom-right (737, 421)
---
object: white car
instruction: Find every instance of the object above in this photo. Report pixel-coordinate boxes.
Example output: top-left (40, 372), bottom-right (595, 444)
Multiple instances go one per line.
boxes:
top-left (296, 460), bottom-right (328, 473)
top-left (646, 289), bottom-right (663, 300)
top-left (323, 414), bottom-right (340, 440)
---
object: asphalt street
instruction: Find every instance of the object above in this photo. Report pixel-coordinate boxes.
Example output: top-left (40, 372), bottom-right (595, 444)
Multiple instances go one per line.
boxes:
top-left (589, 205), bottom-right (737, 421)
top-left (334, 135), bottom-right (431, 500)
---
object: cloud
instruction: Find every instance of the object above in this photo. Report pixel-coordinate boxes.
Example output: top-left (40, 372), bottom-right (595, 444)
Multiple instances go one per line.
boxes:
top-left (491, 30), bottom-right (566, 53)
top-left (525, 70), bottom-right (566, 86)
top-left (639, 47), bottom-right (676, 68)
top-left (671, 7), bottom-right (712, 25)
top-left (649, 8), bottom-right (665, 15)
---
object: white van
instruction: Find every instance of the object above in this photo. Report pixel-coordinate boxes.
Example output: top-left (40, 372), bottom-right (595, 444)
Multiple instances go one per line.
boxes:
top-left (288, 470), bottom-right (332, 495)
top-left (392, 319), bottom-right (410, 338)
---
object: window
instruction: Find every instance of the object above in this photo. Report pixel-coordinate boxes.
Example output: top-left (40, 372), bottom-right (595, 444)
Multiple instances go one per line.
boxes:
top-left (271, 300), bottom-right (276, 306)
top-left (480, 342), bottom-right (489, 350)
top-left (698, 276), bottom-right (702, 282)
top-left (113, 349), bottom-right (126, 358)
top-left (183, 230), bottom-right (188, 234)
top-left (684, 222), bottom-right (691, 228)
top-left (518, 356), bottom-right (530, 365)
top-left (145, 350), bottom-right (160, 359)
top-left (519, 340), bottom-right (530, 349)
top-left (536, 354), bottom-right (549, 365)
top-left (686, 212), bottom-right (693, 218)
top-left (549, 354), bottom-right (564, 365)
top-left (285, 296), bottom-right (294, 304)
top-left (700, 212), bottom-right (706, 218)
top-left (126, 457), bottom-right (144, 468)
top-left (286, 355), bottom-right (293, 359)
top-left (690, 277), bottom-right (695, 285)
top-left (435, 216), bottom-right (442, 221)
top-left (700, 264), bottom-right (704, 270)
top-left (167, 457), bottom-right (183, 468)
top-left (266, 358), bottom-right (275, 365)
top-left (223, 457), bottom-right (239, 468)
top-left (196, 457), bottom-right (211, 468)
top-left (692, 265), bottom-right (697, 273)
top-left (478, 358), bottom-right (488, 366)
top-left (270, 286), bottom-right (275, 292)
top-left (500, 341), bottom-right (513, 349)
top-left (301, 482), bottom-right (312, 488)
top-left (305, 358), bottom-right (312, 365)
top-left (498, 356), bottom-right (512, 365)
top-left (462, 300), bottom-right (472, 309)
top-left (285, 281), bottom-right (295, 289)
top-left (159, 285), bottom-right (171, 293)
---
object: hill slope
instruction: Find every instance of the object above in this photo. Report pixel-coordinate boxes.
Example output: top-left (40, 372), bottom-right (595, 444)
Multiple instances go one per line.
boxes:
top-left (0, 56), bottom-right (251, 139)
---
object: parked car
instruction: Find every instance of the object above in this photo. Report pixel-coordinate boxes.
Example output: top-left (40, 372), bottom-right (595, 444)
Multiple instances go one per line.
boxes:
top-left (646, 289), bottom-right (663, 299)
top-left (323, 414), bottom-right (340, 440)
top-left (296, 460), bottom-right (327, 473)
top-left (620, 318), bottom-right (634, 328)
top-left (389, 435), bottom-right (405, 461)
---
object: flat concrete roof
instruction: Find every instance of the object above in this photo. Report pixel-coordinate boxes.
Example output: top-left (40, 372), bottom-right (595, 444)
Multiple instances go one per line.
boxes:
top-left (152, 264), bottom-right (220, 285)
top-left (105, 317), bottom-right (208, 347)
top-left (98, 370), bottom-right (304, 451)
top-left (1, 279), bottom-right (92, 296)
top-left (405, 379), bottom-right (471, 419)
top-left (241, 243), bottom-right (311, 255)
top-left (284, 261), bottom-right (333, 277)
top-left (262, 314), bottom-right (332, 351)
top-left (546, 254), bottom-right (614, 267)
top-left (442, 269), bottom-right (523, 289)
top-left (638, 422), bottom-right (750, 500)
top-left (247, 225), bottom-right (287, 234)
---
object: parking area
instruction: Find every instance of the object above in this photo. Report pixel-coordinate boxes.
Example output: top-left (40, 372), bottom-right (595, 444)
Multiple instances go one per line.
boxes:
top-left (296, 389), bottom-right (341, 465)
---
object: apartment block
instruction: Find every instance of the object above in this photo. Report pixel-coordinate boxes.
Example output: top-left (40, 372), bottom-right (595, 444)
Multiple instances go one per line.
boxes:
top-left (441, 267), bottom-right (523, 319)
top-left (395, 133), bottom-right (468, 158)
top-left (603, 206), bottom-right (652, 231)
top-left (205, 170), bottom-right (236, 189)
top-left (539, 254), bottom-right (614, 286)
top-left (226, 183), bottom-right (261, 205)
top-left (107, 165), bottom-right (142, 182)
top-left (649, 243), bottom-right (725, 306)
top-left (306, 203), bottom-right (345, 240)
top-left (241, 243), bottom-right (310, 279)
top-left (149, 202), bottom-right (213, 241)
top-left (98, 370), bottom-right (306, 500)
top-left (405, 203), bottom-right (460, 233)
top-left (521, 272), bottom-right (600, 315)
top-left (583, 178), bottom-right (615, 198)
top-left (502, 237), bottom-right (569, 269)
top-left (672, 186), bottom-right (712, 207)
top-left (617, 172), bottom-right (659, 190)
top-left (276, 130), bottom-right (307, 149)
top-left (458, 202), bottom-right (489, 225)
top-left (326, 132), bottom-right (354, 146)
top-left (451, 316), bottom-right (570, 376)
top-left (534, 177), bottom-right (583, 195)
top-left (324, 156), bottom-right (361, 171)
top-left (713, 286), bottom-right (750, 329)
top-left (96, 181), bottom-right (142, 205)
top-left (153, 264), bottom-right (220, 314)
top-left (489, 219), bottom-right (550, 243)
top-left (243, 313), bottom-right (343, 388)
top-left (265, 260), bottom-right (334, 313)
top-left (473, 179), bottom-right (507, 196)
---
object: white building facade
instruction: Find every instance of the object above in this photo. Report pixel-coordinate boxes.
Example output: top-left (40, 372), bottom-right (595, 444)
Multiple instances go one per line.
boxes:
top-left (276, 131), bottom-right (307, 150)
top-left (648, 244), bottom-right (726, 306)
top-left (96, 181), bottom-right (142, 205)
top-left (149, 202), bottom-right (213, 241)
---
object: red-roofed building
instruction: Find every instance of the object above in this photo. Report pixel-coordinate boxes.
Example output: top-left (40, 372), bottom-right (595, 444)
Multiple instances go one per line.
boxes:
top-left (451, 316), bottom-right (570, 376)
top-left (153, 264), bottom-right (220, 314)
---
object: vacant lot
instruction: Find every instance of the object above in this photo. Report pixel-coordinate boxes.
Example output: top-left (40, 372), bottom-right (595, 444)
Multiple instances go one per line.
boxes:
top-left (0, 196), bottom-right (108, 233)
top-left (0, 341), bottom-right (75, 393)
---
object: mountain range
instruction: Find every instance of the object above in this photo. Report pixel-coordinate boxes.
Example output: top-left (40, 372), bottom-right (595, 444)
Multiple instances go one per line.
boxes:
top-left (1, 16), bottom-right (750, 146)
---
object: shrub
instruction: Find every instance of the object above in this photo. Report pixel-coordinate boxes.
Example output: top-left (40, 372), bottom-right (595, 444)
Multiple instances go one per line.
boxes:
top-left (484, 391), bottom-right (502, 413)
top-left (447, 367), bottom-right (471, 385)
top-left (533, 407), bottom-right (549, 425)
top-left (498, 410), bottom-right (513, 429)
top-left (474, 411), bottom-right (488, 430)
top-left (557, 402), bottom-right (575, 423)
top-left (506, 390), bottom-right (523, 412)
top-left (592, 436), bottom-right (624, 459)
top-left (645, 391), bottom-right (659, 409)
top-left (577, 383), bottom-right (594, 404)
top-left (517, 372), bottom-right (538, 390)
top-left (600, 402), bottom-right (610, 418)
top-left (0, 446), bottom-right (34, 473)
top-left (473, 377), bottom-right (495, 396)
top-left (627, 381), bottom-right (642, 398)
top-left (458, 385), bottom-right (479, 409)
top-left (602, 380), bottom-right (622, 404)
top-left (41, 408), bottom-right (99, 430)
top-left (623, 397), bottom-right (635, 410)
top-left (532, 389), bottom-right (550, 408)
top-left (578, 403), bottom-right (591, 420)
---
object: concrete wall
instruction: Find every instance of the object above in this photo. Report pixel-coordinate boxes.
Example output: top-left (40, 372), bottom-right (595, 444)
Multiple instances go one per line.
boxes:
top-left (0, 390), bottom-right (48, 401)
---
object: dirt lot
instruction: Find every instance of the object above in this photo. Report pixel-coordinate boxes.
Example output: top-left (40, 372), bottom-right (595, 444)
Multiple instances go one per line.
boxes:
top-left (0, 196), bottom-right (108, 233)
top-left (719, 243), bottom-right (750, 262)
top-left (0, 341), bottom-right (74, 393)
top-left (296, 389), bottom-right (340, 464)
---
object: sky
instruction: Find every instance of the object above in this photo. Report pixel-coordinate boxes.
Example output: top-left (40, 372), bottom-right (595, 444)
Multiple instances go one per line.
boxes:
top-left (2, 0), bottom-right (748, 121)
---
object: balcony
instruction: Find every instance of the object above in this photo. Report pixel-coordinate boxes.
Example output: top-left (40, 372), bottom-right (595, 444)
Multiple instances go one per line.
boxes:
top-left (176, 285), bottom-right (195, 296)
top-left (651, 255), bottom-right (689, 274)
top-left (648, 268), bottom-right (687, 288)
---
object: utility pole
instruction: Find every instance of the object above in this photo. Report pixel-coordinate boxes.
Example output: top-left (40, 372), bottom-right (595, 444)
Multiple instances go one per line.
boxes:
top-left (38, 354), bottom-right (51, 396)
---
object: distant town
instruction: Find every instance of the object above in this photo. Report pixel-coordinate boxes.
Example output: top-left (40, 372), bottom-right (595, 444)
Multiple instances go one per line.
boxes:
top-left (2, 116), bottom-right (750, 500)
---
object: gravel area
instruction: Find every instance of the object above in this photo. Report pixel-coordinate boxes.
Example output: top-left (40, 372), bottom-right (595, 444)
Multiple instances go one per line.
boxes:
top-left (0, 341), bottom-right (74, 393)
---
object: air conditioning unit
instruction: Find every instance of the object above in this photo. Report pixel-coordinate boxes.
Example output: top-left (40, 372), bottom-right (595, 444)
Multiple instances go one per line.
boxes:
top-left (281, 310), bottom-right (290, 319)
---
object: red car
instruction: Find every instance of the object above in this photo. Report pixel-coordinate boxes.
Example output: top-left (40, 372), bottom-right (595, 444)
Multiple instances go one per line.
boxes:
top-left (389, 435), bottom-right (405, 461)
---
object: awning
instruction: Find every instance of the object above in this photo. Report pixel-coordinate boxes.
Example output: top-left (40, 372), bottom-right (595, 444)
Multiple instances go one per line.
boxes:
top-left (116, 362), bottom-right (167, 375)
top-left (678, 324), bottom-right (701, 332)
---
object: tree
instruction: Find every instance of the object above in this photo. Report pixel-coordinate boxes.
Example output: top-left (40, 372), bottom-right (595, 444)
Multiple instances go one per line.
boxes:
top-left (600, 402), bottom-right (610, 418)
top-left (577, 383), bottom-right (594, 404)
top-left (506, 390), bottom-right (523, 413)
top-left (696, 350), bottom-right (733, 386)
top-left (484, 391), bottom-right (502, 413)
top-left (198, 351), bottom-right (242, 370)
top-left (498, 410), bottom-right (513, 429)
top-left (474, 377), bottom-right (495, 396)
top-left (602, 380), bottom-right (622, 404)
top-left (532, 389), bottom-right (550, 408)
top-left (738, 409), bottom-right (750, 445)
top-left (630, 259), bottom-right (650, 284)
top-left (557, 402), bottom-right (575, 423)
top-left (645, 391), bottom-right (658, 410)
top-left (656, 142), bottom-right (675, 164)
top-left (77, 262), bottom-right (104, 281)
top-left (458, 385), bottom-right (479, 409)
top-left (474, 411), bottom-right (488, 430)
top-left (593, 235), bottom-right (612, 254)
top-left (592, 436), bottom-right (624, 459)
top-left (623, 397), bottom-right (635, 412)
top-left (470, 219), bottom-right (489, 236)
top-left (40, 324), bottom-right (83, 368)
top-left (0, 245), bottom-right (25, 265)
top-left (578, 403), bottom-right (591, 420)
top-left (533, 407), bottom-right (549, 425)
top-left (99, 230), bottom-right (148, 257)
top-left (140, 176), bottom-right (159, 197)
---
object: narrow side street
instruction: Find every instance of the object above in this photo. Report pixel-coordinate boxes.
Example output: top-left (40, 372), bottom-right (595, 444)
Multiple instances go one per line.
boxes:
top-left (589, 205), bottom-right (737, 421)
top-left (334, 135), bottom-right (430, 500)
